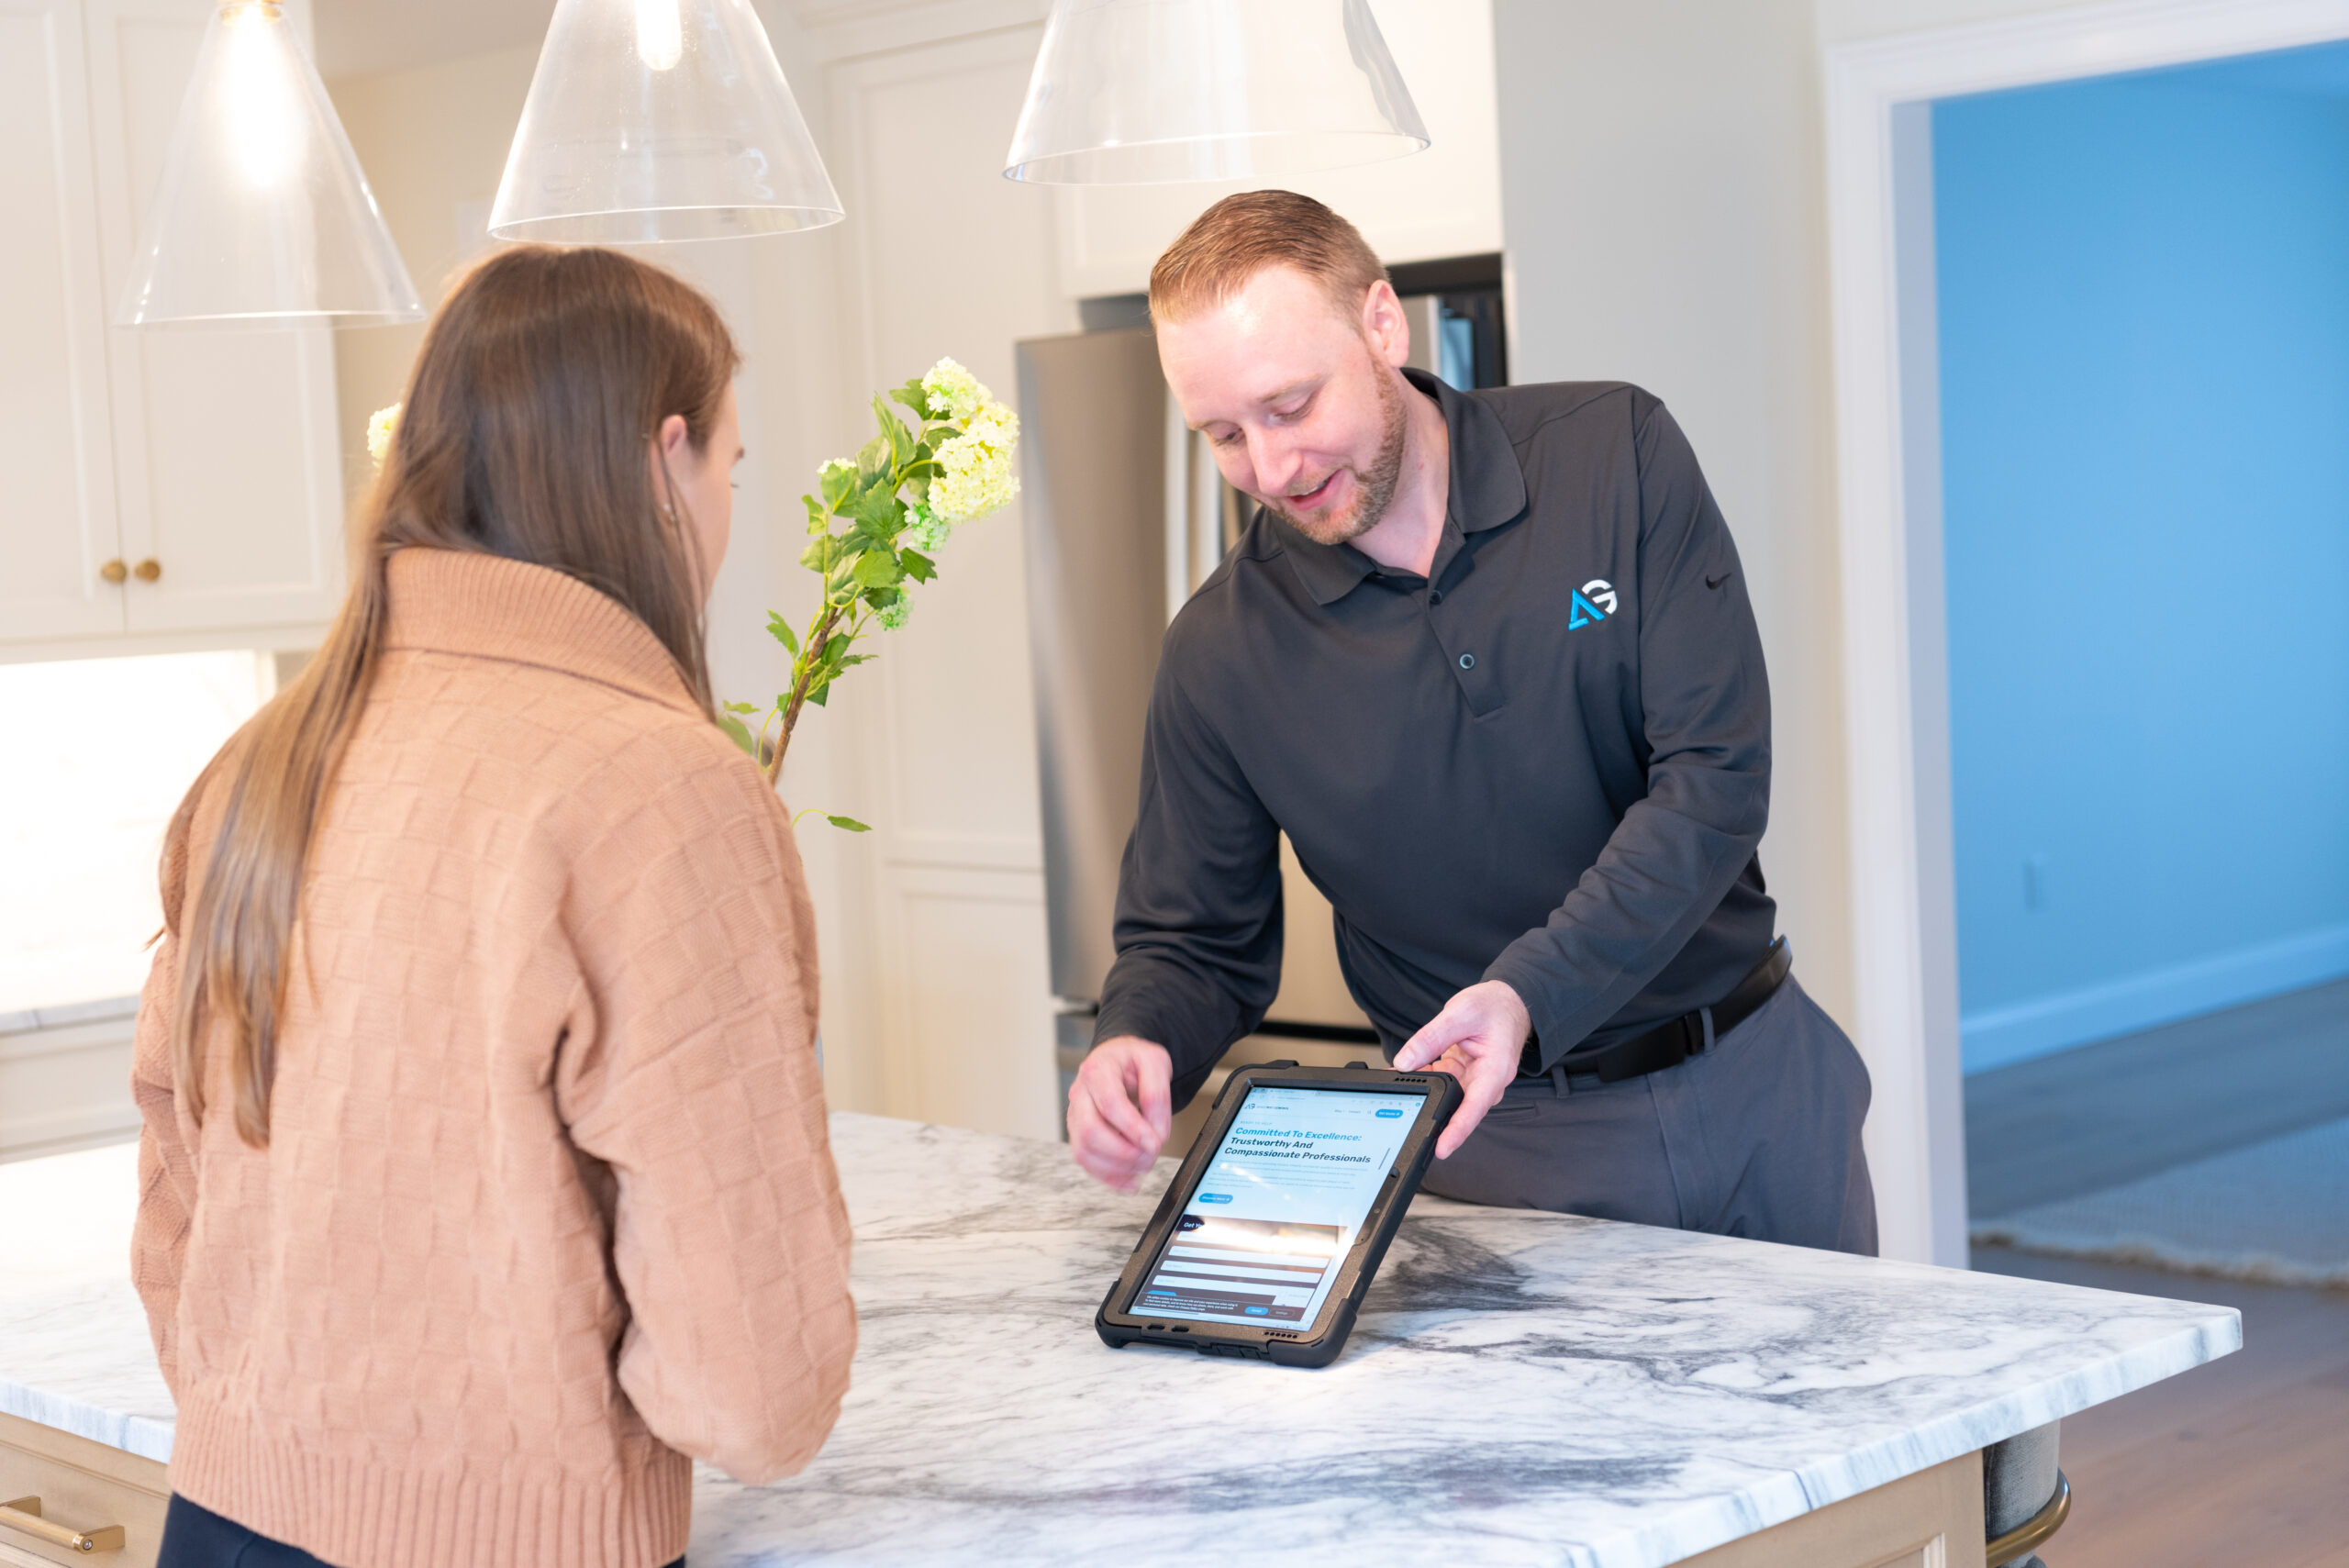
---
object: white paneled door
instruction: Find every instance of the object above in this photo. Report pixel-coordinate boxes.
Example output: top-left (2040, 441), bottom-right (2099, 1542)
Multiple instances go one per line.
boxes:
top-left (825, 27), bottom-right (1079, 1141)
top-left (0, 0), bottom-right (123, 642)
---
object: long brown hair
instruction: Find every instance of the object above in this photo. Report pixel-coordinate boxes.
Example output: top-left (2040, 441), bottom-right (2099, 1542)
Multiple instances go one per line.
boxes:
top-left (169, 245), bottom-right (740, 1146)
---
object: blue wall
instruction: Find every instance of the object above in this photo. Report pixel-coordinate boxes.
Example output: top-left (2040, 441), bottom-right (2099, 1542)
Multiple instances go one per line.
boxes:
top-left (1935, 59), bottom-right (2349, 1073)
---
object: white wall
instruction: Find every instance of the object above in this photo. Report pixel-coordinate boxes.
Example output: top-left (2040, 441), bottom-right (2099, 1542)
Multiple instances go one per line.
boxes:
top-left (1491, 0), bottom-right (1853, 1033)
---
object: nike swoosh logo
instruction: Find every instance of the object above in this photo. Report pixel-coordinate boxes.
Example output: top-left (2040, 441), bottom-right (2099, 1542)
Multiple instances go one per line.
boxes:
top-left (1705, 572), bottom-right (1734, 590)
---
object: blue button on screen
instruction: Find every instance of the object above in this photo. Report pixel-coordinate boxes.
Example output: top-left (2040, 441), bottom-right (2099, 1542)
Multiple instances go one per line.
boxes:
top-left (1244, 1306), bottom-right (1270, 1315)
top-left (1375, 1107), bottom-right (1404, 1118)
top-left (1197, 1193), bottom-right (1233, 1204)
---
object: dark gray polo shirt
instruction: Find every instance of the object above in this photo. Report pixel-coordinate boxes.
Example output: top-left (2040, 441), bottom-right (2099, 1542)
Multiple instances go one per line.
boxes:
top-left (1095, 371), bottom-right (1777, 1106)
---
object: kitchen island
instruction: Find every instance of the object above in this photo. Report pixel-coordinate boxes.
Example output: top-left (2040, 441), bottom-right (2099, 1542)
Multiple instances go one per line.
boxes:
top-left (2, 1114), bottom-right (2238, 1567)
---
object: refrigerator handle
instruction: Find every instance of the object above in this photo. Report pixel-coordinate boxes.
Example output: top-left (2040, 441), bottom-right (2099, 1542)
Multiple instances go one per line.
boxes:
top-left (1163, 396), bottom-right (1191, 627)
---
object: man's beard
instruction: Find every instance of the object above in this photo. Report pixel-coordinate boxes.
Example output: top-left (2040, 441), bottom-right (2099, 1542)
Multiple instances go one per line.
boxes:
top-left (1265, 368), bottom-right (1409, 547)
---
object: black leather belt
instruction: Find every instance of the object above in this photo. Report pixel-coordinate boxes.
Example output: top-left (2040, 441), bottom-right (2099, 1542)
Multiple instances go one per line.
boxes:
top-left (1522, 937), bottom-right (1791, 1084)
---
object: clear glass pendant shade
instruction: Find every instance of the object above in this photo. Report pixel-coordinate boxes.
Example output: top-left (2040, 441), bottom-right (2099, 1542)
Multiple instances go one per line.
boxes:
top-left (490, 0), bottom-right (843, 243)
top-left (1004, 0), bottom-right (1431, 184)
top-left (117, 2), bottom-right (422, 329)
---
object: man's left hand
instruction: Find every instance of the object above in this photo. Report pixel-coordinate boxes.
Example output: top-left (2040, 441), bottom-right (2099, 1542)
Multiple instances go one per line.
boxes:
top-left (1392, 980), bottom-right (1533, 1160)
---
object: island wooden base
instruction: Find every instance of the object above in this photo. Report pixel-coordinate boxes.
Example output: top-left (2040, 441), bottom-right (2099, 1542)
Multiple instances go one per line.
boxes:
top-left (0, 1410), bottom-right (167, 1568)
top-left (1681, 1449), bottom-right (1987, 1568)
top-left (0, 1410), bottom-right (1987, 1568)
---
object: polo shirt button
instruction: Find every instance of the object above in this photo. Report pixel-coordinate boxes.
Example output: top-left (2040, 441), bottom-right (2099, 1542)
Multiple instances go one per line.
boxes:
top-left (1458, 652), bottom-right (1475, 670)
top-left (1430, 591), bottom-right (1443, 605)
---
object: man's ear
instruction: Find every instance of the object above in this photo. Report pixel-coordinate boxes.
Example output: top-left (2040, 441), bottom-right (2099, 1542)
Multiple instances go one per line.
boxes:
top-left (1360, 280), bottom-right (1409, 370)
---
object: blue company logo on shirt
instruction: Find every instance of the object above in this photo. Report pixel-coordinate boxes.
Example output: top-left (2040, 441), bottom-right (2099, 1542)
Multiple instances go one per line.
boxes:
top-left (1197, 1193), bottom-right (1234, 1204)
top-left (1569, 579), bottom-right (1618, 630)
top-left (1375, 1107), bottom-right (1405, 1118)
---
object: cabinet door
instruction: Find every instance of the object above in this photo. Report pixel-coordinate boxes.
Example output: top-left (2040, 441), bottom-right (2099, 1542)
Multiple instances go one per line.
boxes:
top-left (0, 0), bottom-right (127, 644)
top-left (83, 0), bottom-right (346, 637)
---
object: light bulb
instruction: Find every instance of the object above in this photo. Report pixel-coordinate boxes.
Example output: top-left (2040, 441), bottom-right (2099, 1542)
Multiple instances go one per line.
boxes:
top-left (635, 0), bottom-right (684, 71)
top-left (221, 1), bottom-right (297, 187)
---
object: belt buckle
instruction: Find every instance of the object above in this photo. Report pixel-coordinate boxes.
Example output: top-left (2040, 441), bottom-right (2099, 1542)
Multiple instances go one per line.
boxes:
top-left (1676, 1008), bottom-right (1708, 1062)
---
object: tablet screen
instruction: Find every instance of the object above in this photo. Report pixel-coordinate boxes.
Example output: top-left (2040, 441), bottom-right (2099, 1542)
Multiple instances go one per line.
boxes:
top-left (1129, 1084), bottom-right (1426, 1329)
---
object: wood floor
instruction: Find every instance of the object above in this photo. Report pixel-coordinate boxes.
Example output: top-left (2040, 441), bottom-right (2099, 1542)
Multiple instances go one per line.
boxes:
top-left (1964, 977), bottom-right (2349, 1217)
top-left (1972, 1244), bottom-right (2349, 1568)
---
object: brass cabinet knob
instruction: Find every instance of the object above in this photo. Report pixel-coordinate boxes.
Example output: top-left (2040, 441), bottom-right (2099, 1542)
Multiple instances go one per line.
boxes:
top-left (99, 558), bottom-right (127, 584)
top-left (132, 558), bottom-right (161, 582)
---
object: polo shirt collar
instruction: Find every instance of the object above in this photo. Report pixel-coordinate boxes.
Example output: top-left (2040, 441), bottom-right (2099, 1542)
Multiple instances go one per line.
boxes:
top-left (1276, 368), bottom-right (1529, 606)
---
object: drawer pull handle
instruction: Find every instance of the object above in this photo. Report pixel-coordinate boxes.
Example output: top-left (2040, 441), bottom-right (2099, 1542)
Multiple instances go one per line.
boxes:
top-left (99, 559), bottom-right (128, 584)
top-left (132, 559), bottom-right (161, 583)
top-left (0, 1495), bottom-right (126, 1553)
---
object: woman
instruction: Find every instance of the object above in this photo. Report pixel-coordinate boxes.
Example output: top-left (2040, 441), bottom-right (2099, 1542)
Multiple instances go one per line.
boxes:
top-left (131, 246), bottom-right (856, 1568)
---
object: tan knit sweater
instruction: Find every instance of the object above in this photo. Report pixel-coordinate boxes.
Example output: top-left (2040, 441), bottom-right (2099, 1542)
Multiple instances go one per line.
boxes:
top-left (130, 549), bottom-right (856, 1568)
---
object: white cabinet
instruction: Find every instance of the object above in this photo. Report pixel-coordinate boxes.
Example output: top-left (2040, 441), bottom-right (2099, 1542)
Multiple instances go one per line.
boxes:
top-left (0, 0), bottom-right (345, 657)
top-left (0, 0), bottom-right (122, 645)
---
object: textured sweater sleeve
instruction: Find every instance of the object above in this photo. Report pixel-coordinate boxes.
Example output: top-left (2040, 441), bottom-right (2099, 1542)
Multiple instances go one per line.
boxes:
top-left (129, 789), bottom-right (201, 1394)
top-left (556, 735), bottom-right (856, 1485)
top-left (129, 930), bottom-right (193, 1393)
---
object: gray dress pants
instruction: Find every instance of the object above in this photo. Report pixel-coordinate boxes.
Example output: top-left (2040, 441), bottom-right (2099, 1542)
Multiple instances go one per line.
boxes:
top-left (1417, 973), bottom-right (1879, 1254)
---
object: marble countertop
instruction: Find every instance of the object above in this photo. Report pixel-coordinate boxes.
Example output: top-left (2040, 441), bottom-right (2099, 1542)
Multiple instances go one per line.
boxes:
top-left (2, 1116), bottom-right (2239, 1568)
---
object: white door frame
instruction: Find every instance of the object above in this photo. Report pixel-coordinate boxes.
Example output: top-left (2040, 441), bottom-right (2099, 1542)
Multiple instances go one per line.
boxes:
top-left (1822, 0), bottom-right (2349, 1265)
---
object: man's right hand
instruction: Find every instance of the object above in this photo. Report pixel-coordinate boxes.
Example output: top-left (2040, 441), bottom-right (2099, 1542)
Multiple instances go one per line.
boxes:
top-left (1067, 1037), bottom-right (1174, 1193)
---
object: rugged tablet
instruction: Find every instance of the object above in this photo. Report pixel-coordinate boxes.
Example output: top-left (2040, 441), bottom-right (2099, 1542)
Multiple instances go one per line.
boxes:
top-left (1095, 1060), bottom-right (1462, 1368)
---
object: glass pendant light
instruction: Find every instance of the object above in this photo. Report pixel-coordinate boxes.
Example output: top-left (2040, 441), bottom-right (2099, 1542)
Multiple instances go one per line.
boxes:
top-left (1003, 0), bottom-right (1431, 184)
top-left (117, 1), bottom-right (421, 329)
top-left (490, 0), bottom-right (842, 243)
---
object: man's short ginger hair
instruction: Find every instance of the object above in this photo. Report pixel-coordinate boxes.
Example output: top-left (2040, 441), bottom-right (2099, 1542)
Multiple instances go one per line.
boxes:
top-left (1149, 191), bottom-right (1390, 328)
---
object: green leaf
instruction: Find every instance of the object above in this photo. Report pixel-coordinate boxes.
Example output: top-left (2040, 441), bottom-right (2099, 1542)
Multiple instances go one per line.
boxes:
top-left (717, 713), bottom-right (757, 755)
top-left (904, 460), bottom-right (944, 481)
top-left (892, 379), bottom-right (932, 420)
top-left (852, 550), bottom-right (904, 590)
top-left (798, 536), bottom-right (832, 572)
top-left (874, 394), bottom-right (916, 470)
top-left (856, 433), bottom-right (890, 475)
top-left (899, 547), bottom-right (936, 584)
top-left (848, 484), bottom-right (905, 537)
top-left (721, 699), bottom-right (761, 714)
top-left (839, 653), bottom-right (875, 668)
top-left (819, 464), bottom-right (855, 511)
top-left (807, 679), bottom-right (831, 707)
top-left (802, 494), bottom-right (829, 534)
top-left (822, 633), bottom-right (851, 662)
top-left (825, 814), bottom-right (873, 832)
top-left (765, 614), bottom-right (799, 655)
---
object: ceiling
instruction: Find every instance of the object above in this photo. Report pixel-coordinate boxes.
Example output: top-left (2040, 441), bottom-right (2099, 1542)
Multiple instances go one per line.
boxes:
top-left (310, 0), bottom-right (920, 80)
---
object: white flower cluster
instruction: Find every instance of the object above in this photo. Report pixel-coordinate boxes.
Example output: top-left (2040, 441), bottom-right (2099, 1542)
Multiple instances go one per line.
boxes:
top-left (930, 401), bottom-right (1020, 523)
top-left (902, 501), bottom-right (951, 554)
top-left (919, 358), bottom-right (1021, 525)
top-left (920, 358), bottom-right (987, 423)
top-left (367, 403), bottom-right (401, 469)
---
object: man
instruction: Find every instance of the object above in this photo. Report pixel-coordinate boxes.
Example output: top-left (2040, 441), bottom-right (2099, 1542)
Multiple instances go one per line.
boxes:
top-left (1064, 191), bottom-right (1876, 1253)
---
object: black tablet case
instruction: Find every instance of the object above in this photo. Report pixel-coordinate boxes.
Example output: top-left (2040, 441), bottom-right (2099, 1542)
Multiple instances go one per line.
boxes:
top-left (1094, 1060), bottom-right (1462, 1368)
